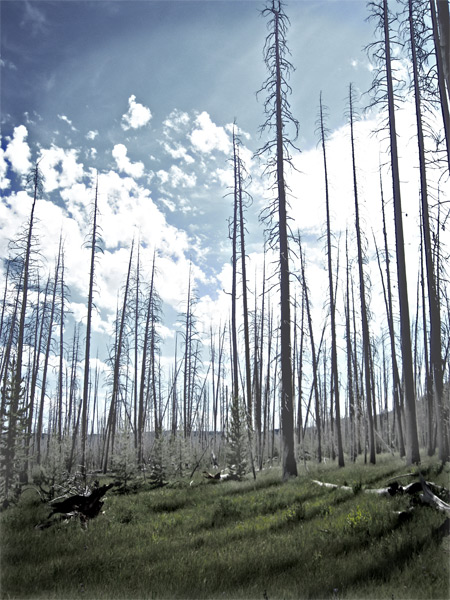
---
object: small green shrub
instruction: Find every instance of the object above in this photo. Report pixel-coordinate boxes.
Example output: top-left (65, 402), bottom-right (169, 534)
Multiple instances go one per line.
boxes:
top-left (283, 501), bottom-right (305, 523)
top-left (346, 505), bottom-right (372, 531)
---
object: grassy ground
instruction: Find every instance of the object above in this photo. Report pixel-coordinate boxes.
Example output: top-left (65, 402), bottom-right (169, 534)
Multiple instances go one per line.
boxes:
top-left (1, 454), bottom-right (449, 600)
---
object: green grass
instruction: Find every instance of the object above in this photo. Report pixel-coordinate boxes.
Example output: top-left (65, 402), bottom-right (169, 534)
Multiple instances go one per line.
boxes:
top-left (1, 454), bottom-right (449, 599)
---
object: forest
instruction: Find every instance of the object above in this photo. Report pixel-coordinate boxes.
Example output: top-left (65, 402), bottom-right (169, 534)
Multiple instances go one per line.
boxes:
top-left (0, 1), bottom-right (450, 594)
top-left (0, 0), bottom-right (450, 599)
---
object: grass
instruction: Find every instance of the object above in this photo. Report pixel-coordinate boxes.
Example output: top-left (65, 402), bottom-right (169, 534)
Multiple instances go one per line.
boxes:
top-left (1, 453), bottom-right (449, 600)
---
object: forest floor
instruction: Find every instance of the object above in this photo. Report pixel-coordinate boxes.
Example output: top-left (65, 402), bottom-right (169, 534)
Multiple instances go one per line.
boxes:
top-left (1, 453), bottom-right (449, 600)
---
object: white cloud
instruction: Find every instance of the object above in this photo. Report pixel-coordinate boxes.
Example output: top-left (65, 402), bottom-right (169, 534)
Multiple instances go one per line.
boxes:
top-left (121, 94), bottom-right (152, 131)
top-left (58, 114), bottom-right (77, 131)
top-left (163, 109), bottom-right (190, 134)
top-left (161, 197), bottom-right (176, 212)
top-left (3, 125), bottom-right (32, 175)
top-left (38, 145), bottom-right (84, 192)
top-left (0, 147), bottom-right (10, 190)
top-left (156, 165), bottom-right (196, 188)
top-left (162, 142), bottom-right (194, 164)
top-left (189, 111), bottom-right (232, 155)
top-left (157, 169), bottom-right (170, 185)
top-left (0, 190), bottom-right (33, 259)
top-left (212, 167), bottom-right (233, 189)
top-left (86, 130), bottom-right (98, 140)
top-left (168, 165), bottom-right (196, 188)
top-left (112, 143), bottom-right (145, 178)
top-left (0, 58), bottom-right (17, 70)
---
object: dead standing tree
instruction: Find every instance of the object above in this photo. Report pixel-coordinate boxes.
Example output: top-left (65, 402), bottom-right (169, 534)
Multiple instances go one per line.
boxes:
top-left (367, 0), bottom-right (421, 464)
top-left (256, 0), bottom-right (298, 479)
top-left (318, 93), bottom-right (345, 467)
top-left (81, 175), bottom-right (102, 479)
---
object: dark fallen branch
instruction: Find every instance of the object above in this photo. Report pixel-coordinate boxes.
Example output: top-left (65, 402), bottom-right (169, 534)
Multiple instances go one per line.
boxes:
top-left (49, 482), bottom-right (115, 519)
top-left (36, 482), bottom-right (115, 529)
top-left (203, 470), bottom-right (221, 481)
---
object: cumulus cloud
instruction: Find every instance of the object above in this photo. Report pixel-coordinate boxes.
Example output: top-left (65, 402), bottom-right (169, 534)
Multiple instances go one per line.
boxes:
top-left (112, 144), bottom-right (145, 178)
top-left (3, 125), bottom-right (32, 175)
top-left (0, 147), bottom-right (9, 190)
top-left (156, 165), bottom-right (196, 188)
top-left (86, 130), bottom-right (98, 140)
top-left (121, 94), bottom-right (152, 131)
top-left (189, 111), bottom-right (232, 155)
top-left (163, 109), bottom-right (190, 134)
top-left (38, 145), bottom-right (84, 192)
top-left (162, 142), bottom-right (194, 164)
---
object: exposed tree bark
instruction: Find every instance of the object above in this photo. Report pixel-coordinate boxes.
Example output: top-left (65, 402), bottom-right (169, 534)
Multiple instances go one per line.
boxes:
top-left (408, 0), bottom-right (448, 461)
top-left (345, 232), bottom-right (357, 462)
top-left (103, 241), bottom-right (134, 473)
top-left (379, 179), bottom-right (406, 457)
top-left (381, 0), bottom-right (420, 464)
top-left (348, 85), bottom-right (376, 464)
top-left (257, 0), bottom-right (298, 479)
top-left (318, 93), bottom-right (344, 467)
top-left (297, 235), bottom-right (322, 463)
top-left (4, 163), bottom-right (41, 500)
top-left (81, 176), bottom-right (100, 478)
top-left (36, 254), bottom-right (61, 465)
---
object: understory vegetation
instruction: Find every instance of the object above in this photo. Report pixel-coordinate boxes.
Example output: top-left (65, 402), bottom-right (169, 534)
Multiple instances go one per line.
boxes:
top-left (1, 454), bottom-right (449, 600)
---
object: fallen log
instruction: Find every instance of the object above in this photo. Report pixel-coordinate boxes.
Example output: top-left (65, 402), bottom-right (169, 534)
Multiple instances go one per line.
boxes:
top-left (419, 475), bottom-right (450, 516)
top-left (311, 480), bottom-right (352, 492)
top-left (311, 478), bottom-right (444, 499)
top-left (311, 475), bottom-right (450, 534)
top-left (202, 470), bottom-right (241, 482)
top-left (49, 482), bottom-right (115, 519)
top-left (36, 482), bottom-right (115, 529)
top-left (203, 470), bottom-right (221, 481)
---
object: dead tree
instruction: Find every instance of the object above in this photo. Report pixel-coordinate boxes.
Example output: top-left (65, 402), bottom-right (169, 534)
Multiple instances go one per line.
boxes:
top-left (256, 0), bottom-right (299, 479)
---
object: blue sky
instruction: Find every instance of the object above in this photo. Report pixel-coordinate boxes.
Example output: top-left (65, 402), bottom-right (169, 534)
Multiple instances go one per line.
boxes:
top-left (1, 0), bottom-right (446, 373)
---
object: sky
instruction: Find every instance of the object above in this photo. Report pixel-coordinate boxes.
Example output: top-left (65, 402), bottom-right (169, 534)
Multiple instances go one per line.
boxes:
top-left (1, 0), bottom-right (448, 381)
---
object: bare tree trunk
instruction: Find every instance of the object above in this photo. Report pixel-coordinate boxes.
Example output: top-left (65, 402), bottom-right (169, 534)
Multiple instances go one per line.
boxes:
top-left (81, 176), bottom-right (100, 477)
top-left (298, 235), bottom-right (322, 463)
top-left (36, 253), bottom-right (61, 465)
top-left (382, 0), bottom-right (420, 464)
top-left (319, 93), bottom-right (344, 466)
top-left (378, 180), bottom-right (406, 457)
top-left (348, 85), bottom-right (376, 464)
top-left (5, 164), bottom-right (41, 500)
top-left (429, 0), bottom-right (450, 168)
top-left (345, 232), bottom-right (356, 461)
top-left (103, 241), bottom-right (134, 472)
top-left (409, 0), bottom-right (448, 460)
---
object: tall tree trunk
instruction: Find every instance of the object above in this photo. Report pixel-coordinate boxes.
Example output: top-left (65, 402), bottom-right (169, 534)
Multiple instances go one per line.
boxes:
top-left (103, 241), bottom-right (134, 472)
top-left (298, 235), bottom-right (322, 463)
top-left (81, 176), bottom-right (100, 477)
top-left (5, 163), bottom-right (40, 501)
top-left (409, 0), bottom-right (448, 460)
top-left (378, 180), bottom-right (406, 457)
top-left (348, 85), bottom-right (376, 464)
top-left (319, 93), bottom-right (344, 466)
top-left (382, 0), bottom-right (420, 464)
